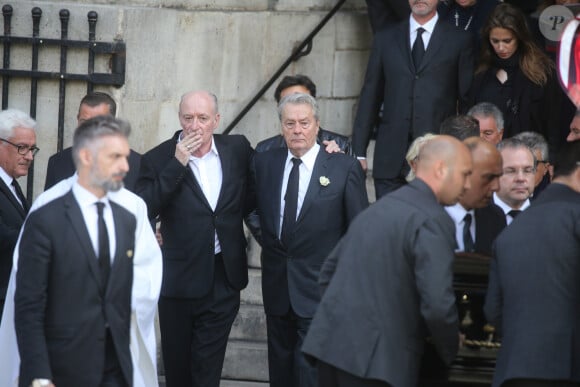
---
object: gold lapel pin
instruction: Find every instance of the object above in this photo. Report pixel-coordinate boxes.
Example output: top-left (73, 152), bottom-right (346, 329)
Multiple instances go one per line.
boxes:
top-left (127, 249), bottom-right (133, 258)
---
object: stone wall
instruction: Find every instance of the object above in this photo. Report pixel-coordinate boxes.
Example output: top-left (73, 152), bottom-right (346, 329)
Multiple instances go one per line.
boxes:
top-left (2, 0), bottom-right (373, 198)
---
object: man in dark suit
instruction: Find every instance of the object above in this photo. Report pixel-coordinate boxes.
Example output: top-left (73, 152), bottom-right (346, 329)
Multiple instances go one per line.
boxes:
top-left (0, 109), bottom-right (37, 321)
top-left (136, 90), bottom-right (254, 387)
top-left (445, 137), bottom-right (505, 256)
top-left (303, 135), bottom-right (473, 387)
top-left (45, 92), bottom-right (141, 192)
top-left (255, 74), bottom-right (352, 156)
top-left (15, 115), bottom-right (136, 387)
top-left (484, 141), bottom-right (580, 387)
top-left (253, 93), bottom-right (368, 387)
top-left (352, 0), bottom-right (474, 198)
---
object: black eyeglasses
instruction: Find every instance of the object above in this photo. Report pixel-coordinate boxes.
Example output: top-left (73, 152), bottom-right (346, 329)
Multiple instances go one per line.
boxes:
top-left (0, 138), bottom-right (40, 156)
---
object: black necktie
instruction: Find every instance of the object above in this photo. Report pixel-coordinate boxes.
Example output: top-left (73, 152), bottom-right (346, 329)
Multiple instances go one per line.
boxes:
top-left (463, 213), bottom-right (475, 253)
top-left (96, 202), bottom-right (111, 288)
top-left (412, 27), bottom-right (425, 68)
top-left (508, 209), bottom-right (521, 219)
top-left (11, 179), bottom-right (28, 211)
top-left (281, 158), bottom-right (301, 247)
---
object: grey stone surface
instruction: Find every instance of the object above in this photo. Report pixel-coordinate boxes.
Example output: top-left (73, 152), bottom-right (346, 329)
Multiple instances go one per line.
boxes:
top-left (240, 268), bottom-right (264, 305)
top-left (222, 340), bottom-right (269, 381)
top-left (229, 304), bottom-right (267, 342)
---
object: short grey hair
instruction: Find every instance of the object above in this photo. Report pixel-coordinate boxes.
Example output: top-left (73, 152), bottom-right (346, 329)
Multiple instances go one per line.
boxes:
top-left (0, 109), bottom-right (37, 139)
top-left (513, 131), bottom-right (549, 162)
top-left (497, 137), bottom-right (537, 167)
top-left (277, 93), bottom-right (320, 122)
top-left (179, 91), bottom-right (219, 114)
top-left (72, 115), bottom-right (131, 168)
top-left (468, 102), bottom-right (504, 132)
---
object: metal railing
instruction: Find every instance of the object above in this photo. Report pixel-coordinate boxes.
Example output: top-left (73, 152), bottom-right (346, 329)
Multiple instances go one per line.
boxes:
top-left (0, 4), bottom-right (126, 202)
top-left (222, 0), bottom-right (347, 135)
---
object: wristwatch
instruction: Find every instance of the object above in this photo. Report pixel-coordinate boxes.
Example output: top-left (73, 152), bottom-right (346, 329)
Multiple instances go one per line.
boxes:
top-left (31, 379), bottom-right (51, 387)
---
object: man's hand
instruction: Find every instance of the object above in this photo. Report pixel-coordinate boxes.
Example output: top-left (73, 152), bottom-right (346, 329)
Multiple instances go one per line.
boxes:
top-left (175, 130), bottom-right (203, 165)
top-left (322, 140), bottom-right (342, 154)
top-left (358, 158), bottom-right (368, 172)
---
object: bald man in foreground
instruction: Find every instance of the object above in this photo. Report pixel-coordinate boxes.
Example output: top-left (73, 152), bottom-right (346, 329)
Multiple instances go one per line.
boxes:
top-left (302, 136), bottom-right (473, 387)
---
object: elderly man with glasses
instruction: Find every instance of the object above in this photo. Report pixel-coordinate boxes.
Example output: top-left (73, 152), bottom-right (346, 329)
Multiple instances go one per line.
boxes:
top-left (0, 108), bottom-right (38, 320)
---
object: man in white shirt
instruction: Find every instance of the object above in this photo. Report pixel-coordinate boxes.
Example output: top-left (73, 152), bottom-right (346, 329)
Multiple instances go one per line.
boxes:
top-left (2, 116), bottom-right (161, 387)
top-left (445, 137), bottom-right (504, 256)
top-left (352, 0), bottom-right (474, 197)
top-left (0, 109), bottom-right (38, 321)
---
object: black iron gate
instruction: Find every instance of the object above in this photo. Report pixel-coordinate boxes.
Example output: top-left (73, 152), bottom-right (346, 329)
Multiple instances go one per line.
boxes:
top-left (0, 4), bottom-right (126, 202)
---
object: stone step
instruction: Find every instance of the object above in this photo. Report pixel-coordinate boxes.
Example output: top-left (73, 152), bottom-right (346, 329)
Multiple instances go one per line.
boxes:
top-left (229, 304), bottom-right (267, 342)
top-left (220, 380), bottom-right (269, 387)
top-left (222, 340), bottom-right (269, 382)
top-left (158, 377), bottom-right (268, 387)
top-left (240, 267), bottom-right (263, 305)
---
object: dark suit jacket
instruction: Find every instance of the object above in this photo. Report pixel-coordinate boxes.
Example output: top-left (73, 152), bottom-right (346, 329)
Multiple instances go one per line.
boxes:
top-left (0, 178), bottom-right (28, 302)
top-left (352, 18), bottom-right (474, 178)
top-left (484, 183), bottom-right (580, 387)
top-left (474, 203), bottom-right (506, 256)
top-left (44, 147), bottom-right (142, 192)
top-left (302, 179), bottom-right (459, 387)
top-left (15, 192), bottom-right (135, 387)
top-left (136, 132), bottom-right (255, 298)
top-left (253, 147), bottom-right (368, 318)
top-left (255, 127), bottom-right (353, 157)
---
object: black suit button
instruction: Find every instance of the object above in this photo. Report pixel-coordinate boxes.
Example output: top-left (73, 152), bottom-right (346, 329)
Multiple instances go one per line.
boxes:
top-left (415, 75), bottom-right (419, 80)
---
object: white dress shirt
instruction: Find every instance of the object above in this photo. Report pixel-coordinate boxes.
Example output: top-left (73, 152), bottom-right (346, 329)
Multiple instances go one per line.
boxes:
top-left (186, 136), bottom-right (223, 255)
top-left (445, 203), bottom-right (475, 252)
top-left (279, 144), bottom-right (320, 236)
top-left (0, 167), bottom-right (23, 207)
top-left (409, 12), bottom-right (439, 49)
top-left (0, 175), bottom-right (163, 387)
top-left (72, 182), bottom-right (116, 262)
top-left (493, 193), bottom-right (531, 225)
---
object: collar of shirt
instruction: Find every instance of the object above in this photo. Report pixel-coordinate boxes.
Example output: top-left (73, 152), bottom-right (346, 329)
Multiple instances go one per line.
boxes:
top-left (0, 166), bottom-right (20, 203)
top-left (493, 193), bottom-right (530, 214)
top-left (285, 143), bottom-right (320, 172)
top-left (409, 12), bottom-right (438, 48)
top-left (72, 182), bottom-right (115, 259)
top-left (493, 193), bottom-right (530, 225)
top-left (445, 202), bottom-right (474, 252)
top-left (188, 135), bottom-right (219, 162)
top-left (445, 202), bottom-right (473, 226)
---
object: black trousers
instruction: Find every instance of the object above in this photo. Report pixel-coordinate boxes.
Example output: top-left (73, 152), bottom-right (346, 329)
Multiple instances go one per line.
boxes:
top-left (266, 307), bottom-right (317, 387)
top-left (373, 177), bottom-right (407, 200)
top-left (503, 379), bottom-right (580, 387)
top-left (317, 360), bottom-right (392, 387)
top-left (100, 329), bottom-right (129, 387)
top-left (159, 254), bottom-right (240, 387)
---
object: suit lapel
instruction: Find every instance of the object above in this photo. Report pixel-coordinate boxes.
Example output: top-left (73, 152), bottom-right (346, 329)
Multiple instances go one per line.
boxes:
top-left (270, 149), bottom-right (288, 239)
top-left (396, 21), bottom-right (415, 74)
top-left (64, 191), bottom-right (104, 294)
top-left (417, 20), bottom-right (445, 72)
top-left (214, 136), bottom-right (229, 212)
top-left (174, 136), bottom-right (213, 211)
top-left (297, 148), bottom-right (326, 224)
top-left (0, 179), bottom-right (27, 218)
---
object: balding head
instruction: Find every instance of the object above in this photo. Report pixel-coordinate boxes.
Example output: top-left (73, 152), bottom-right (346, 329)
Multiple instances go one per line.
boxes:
top-left (415, 135), bottom-right (473, 205)
top-left (459, 137), bottom-right (503, 210)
